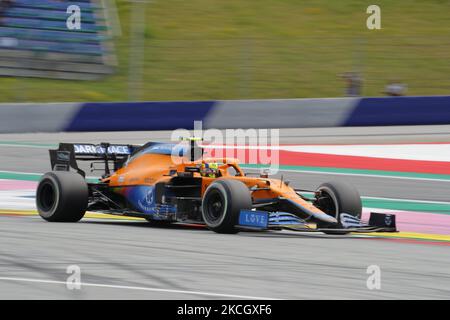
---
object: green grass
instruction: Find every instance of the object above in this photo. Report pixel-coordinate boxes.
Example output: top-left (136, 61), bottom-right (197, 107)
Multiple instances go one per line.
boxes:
top-left (0, 0), bottom-right (449, 102)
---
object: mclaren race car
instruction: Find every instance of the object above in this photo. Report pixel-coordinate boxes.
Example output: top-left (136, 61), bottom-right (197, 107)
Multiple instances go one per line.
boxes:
top-left (35, 138), bottom-right (397, 234)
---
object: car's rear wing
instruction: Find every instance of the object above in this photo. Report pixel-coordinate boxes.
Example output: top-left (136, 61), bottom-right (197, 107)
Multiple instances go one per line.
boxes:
top-left (49, 143), bottom-right (140, 178)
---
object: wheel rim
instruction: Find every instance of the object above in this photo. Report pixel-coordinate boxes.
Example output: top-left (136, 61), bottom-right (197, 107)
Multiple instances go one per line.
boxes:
top-left (204, 190), bottom-right (225, 224)
top-left (37, 180), bottom-right (56, 212)
top-left (316, 188), bottom-right (338, 218)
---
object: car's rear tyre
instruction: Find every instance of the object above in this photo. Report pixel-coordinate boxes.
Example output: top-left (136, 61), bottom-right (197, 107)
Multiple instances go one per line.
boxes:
top-left (202, 179), bottom-right (252, 234)
top-left (314, 181), bottom-right (362, 234)
top-left (36, 171), bottom-right (88, 222)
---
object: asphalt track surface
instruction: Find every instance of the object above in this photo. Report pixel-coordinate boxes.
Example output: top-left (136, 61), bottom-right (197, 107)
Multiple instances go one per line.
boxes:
top-left (0, 126), bottom-right (449, 299)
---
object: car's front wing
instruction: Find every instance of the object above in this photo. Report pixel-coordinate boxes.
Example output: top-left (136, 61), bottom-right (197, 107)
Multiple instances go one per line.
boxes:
top-left (238, 210), bottom-right (398, 233)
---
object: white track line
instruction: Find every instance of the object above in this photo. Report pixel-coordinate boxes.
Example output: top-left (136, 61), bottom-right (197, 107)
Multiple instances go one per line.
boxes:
top-left (3, 164), bottom-right (450, 183)
top-left (0, 277), bottom-right (277, 300)
top-left (0, 170), bottom-right (99, 180)
top-left (295, 191), bottom-right (450, 206)
top-left (0, 144), bottom-right (52, 149)
top-left (243, 167), bottom-right (450, 183)
top-left (362, 196), bottom-right (450, 205)
top-left (2, 170), bottom-right (449, 205)
top-left (0, 170), bottom-right (42, 175)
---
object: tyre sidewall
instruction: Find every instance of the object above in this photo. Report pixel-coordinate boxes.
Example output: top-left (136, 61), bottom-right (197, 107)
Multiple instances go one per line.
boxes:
top-left (202, 179), bottom-right (251, 233)
top-left (36, 173), bottom-right (62, 219)
top-left (316, 181), bottom-right (362, 235)
top-left (317, 181), bottom-right (362, 222)
top-left (203, 182), bottom-right (228, 228)
top-left (36, 171), bottom-right (88, 222)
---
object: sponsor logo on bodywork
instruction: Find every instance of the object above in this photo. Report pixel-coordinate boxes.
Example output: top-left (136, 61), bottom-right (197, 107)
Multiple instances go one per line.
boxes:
top-left (384, 214), bottom-right (393, 226)
top-left (56, 151), bottom-right (71, 162)
top-left (74, 144), bottom-right (130, 155)
top-left (239, 210), bottom-right (269, 228)
top-left (137, 187), bottom-right (155, 212)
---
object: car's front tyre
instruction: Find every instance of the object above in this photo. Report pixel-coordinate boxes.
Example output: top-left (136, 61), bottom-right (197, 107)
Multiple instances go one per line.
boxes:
top-left (202, 179), bottom-right (252, 234)
top-left (314, 180), bottom-right (362, 234)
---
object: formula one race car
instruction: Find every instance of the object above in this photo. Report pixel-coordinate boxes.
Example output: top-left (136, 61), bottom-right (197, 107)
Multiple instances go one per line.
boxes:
top-left (35, 138), bottom-right (397, 234)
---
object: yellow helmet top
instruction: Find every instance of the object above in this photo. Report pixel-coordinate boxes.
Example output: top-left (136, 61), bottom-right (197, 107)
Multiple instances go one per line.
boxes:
top-left (209, 162), bottom-right (219, 170)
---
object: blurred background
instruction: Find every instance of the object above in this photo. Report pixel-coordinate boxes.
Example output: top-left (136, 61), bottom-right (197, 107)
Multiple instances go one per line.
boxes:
top-left (0, 0), bottom-right (448, 102)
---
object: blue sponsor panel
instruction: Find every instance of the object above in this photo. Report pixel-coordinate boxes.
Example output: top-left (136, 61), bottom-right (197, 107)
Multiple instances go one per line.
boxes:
top-left (65, 101), bottom-right (217, 132)
top-left (141, 143), bottom-right (188, 157)
top-left (344, 96), bottom-right (450, 126)
top-left (238, 210), bottom-right (269, 229)
top-left (125, 185), bottom-right (176, 220)
top-left (126, 143), bottom-right (189, 164)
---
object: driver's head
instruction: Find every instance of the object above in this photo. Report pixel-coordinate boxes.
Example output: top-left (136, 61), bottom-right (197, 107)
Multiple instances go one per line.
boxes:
top-left (200, 163), bottom-right (208, 176)
top-left (207, 162), bottom-right (219, 177)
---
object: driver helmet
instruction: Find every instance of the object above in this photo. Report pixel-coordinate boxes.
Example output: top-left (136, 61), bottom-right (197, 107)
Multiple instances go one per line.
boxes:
top-left (202, 162), bottom-right (219, 178)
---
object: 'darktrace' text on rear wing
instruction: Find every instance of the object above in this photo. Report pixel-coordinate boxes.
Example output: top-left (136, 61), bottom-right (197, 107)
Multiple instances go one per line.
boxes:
top-left (49, 143), bottom-right (140, 178)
